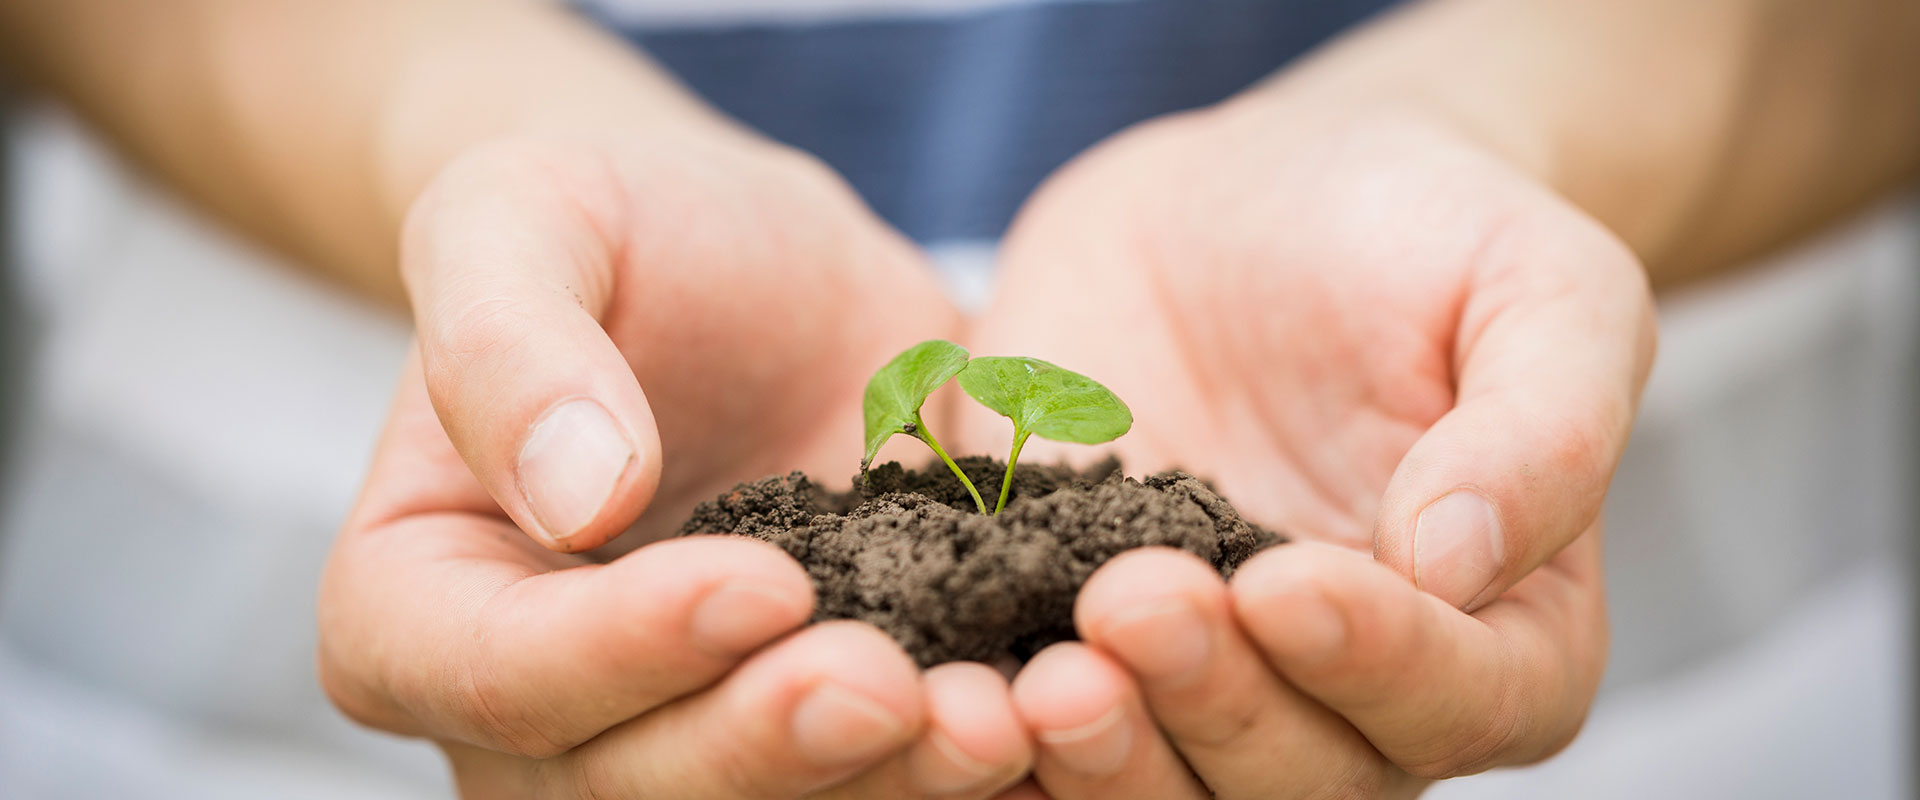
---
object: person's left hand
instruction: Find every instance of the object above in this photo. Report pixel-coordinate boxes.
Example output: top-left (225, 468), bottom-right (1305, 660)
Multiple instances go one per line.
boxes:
top-left (962, 91), bottom-right (1653, 798)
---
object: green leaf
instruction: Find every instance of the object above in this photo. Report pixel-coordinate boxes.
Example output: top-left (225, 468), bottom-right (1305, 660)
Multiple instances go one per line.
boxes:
top-left (862, 339), bottom-right (971, 469)
top-left (957, 356), bottom-right (1132, 444)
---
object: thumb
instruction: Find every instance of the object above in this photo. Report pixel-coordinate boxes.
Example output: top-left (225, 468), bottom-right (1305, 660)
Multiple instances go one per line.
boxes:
top-left (402, 144), bottom-right (661, 552)
top-left (1375, 214), bottom-right (1655, 610)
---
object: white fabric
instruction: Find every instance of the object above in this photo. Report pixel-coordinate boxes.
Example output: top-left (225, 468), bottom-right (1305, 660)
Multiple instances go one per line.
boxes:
top-left (2, 105), bottom-right (1913, 799)
top-left (1433, 562), bottom-right (1908, 800)
top-left (1, 108), bottom-right (447, 799)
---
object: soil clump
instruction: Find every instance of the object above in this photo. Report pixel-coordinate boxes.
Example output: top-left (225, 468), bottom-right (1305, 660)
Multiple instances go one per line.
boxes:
top-left (680, 456), bottom-right (1285, 666)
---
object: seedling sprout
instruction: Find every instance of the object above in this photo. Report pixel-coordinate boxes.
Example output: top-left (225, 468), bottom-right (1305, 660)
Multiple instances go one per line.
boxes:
top-left (862, 339), bottom-right (988, 513)
top-left (863, 341), bottom-right (1131, 515)
top-left (957, 356), bottom-right (1131, 513)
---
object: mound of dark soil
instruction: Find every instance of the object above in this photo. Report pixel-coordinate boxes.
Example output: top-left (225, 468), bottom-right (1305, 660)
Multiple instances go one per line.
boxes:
top-left (679, 456), bottom-right (1285, 667)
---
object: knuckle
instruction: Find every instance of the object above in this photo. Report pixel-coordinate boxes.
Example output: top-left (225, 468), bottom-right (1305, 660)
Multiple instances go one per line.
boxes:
top-left (1175, 692), bottom-right (1267, 749)
top-left (458, 656), bottom-right (575, 759)
top-left (313, 593), bottom-right (415, 735)
top-left (540, 707), bottom-right (795, 800)
top-left (1511, 665), bottom-right (1599, 768)
top-left (1304, 760), bottom-right (1398, 800)
top-left (1396, 677), bottom-right (1524, 780)
top-left (690, 700), bottom-right (819, 799)
top-left (401, 138), bottom-right (565, 272)
top-left (1300, 574), bottom-right (1404, 674)
top-left (315, 648), bottom-right (395, 732)
top-left (1526, 708), bottom-right (1589, 765)
top-left (1519, 403), bottom-right (1621, 537)
top-left (557, 750), bottom-right (623, 800)
top-left (1540, 405), bottom-right (1614, 481)
top-left (426, 290), bottom-right (542, 373)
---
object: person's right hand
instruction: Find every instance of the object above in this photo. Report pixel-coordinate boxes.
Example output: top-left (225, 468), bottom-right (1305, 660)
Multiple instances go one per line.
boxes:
top-left (318, 130), bottom-right (1034, 798)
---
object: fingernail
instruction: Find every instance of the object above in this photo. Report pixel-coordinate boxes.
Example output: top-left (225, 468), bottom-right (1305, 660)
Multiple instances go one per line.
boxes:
top-left (793, 681), bottom-right (908, 767)
top-left (1413, 490), bottom-right (1504, 608)
top-left (1036, 705), bottom-right (1132, 777)
top-left (516, 398), bottom-right (633, 546)
top-left (690, 581), bottom-right (810, 657)
top-left (908, 728), bottom-right (1000, 795)
top-left (1099, 599), bottom-right (1209, 687)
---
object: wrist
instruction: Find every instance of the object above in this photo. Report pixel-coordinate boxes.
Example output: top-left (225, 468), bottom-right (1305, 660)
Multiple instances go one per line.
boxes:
top-left (1221, 0), bottom-right (1750, 279)
top-left (370, 2), bottom-right (761, 241)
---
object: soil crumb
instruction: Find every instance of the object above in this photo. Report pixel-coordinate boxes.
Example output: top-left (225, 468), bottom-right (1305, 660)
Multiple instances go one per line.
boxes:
top-left (679, 457), bottom-right (1286, 667)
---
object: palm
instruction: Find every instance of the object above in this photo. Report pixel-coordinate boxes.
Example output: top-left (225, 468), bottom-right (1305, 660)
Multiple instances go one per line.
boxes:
top-left (969, 110), bottom-right (1615, 549)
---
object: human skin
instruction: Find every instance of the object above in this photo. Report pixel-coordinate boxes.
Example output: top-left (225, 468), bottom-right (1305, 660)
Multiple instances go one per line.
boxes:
top-left (963, 92), bottom-right (1637, 800)
top-left (967, 0), bottom-right (1919, 796)
top-left (318, 135), bottom-right (1044, 797)
top-left (2, 0), bottom-right (1917, 796)
top-left (2, 2), bottom-right (1033, 796)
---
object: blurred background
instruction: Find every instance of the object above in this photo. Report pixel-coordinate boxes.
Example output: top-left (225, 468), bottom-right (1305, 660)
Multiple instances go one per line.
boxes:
top-left (1, 2), bottom-right (1916, 798)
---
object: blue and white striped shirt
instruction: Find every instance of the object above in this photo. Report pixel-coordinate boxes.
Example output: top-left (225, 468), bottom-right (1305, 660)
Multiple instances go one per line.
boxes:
top-left (576, 0), bottom-right (1398, 245)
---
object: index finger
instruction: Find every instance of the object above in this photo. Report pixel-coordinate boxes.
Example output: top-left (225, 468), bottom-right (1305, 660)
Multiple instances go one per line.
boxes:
top-left (1374, 199), bottom-right (1655, 610)
top-left (1231, 536), bottom-right (1608, 777)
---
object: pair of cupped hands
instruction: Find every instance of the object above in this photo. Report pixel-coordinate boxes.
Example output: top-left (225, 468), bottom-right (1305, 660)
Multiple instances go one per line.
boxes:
top-left (318, 86), bottom-right (1653, 799)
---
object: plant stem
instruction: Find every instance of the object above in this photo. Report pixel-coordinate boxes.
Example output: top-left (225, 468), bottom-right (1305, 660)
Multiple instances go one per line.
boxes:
top-left (993, 428), bottom-right (1030, 515)
top-left (915, 417), bottom-right (987, 514)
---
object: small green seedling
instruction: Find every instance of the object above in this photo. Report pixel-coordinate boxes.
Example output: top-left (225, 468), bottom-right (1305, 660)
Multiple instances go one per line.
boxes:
top-left (957, 356), bottom-right (1131, 514)
top-left (861, 340), bottom-right (1132, 516)
top-left (862, 339), bottom-right (988, 513)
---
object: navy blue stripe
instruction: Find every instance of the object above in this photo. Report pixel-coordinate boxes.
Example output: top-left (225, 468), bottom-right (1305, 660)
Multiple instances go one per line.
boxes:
top-left (582, 0), bottom-right (1399, 242)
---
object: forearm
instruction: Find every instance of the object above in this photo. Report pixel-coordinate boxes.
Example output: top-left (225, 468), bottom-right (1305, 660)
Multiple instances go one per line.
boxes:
top-left (1246, 0), bottom-right (1920, 288)
top-left (0, 0), bottom-right (732, 305)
